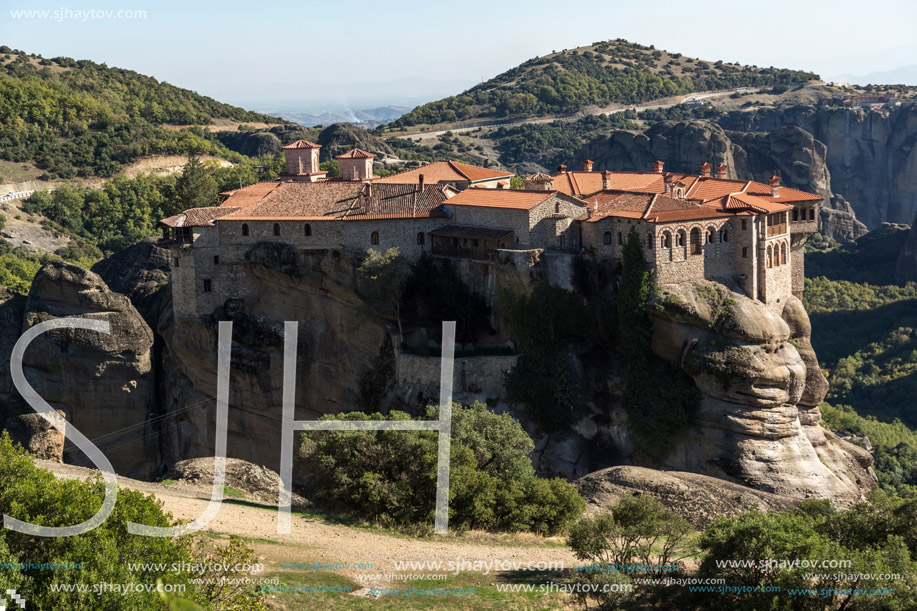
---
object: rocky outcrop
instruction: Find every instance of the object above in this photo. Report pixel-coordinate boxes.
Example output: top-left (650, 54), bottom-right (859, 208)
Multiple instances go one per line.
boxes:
top-left (648, 280), bottom-right (874, 505)
top-left (576, 465), bottom-right (799, 528)
top-left (215, 124), bottom-right (320, 157)
top-left (719, 104), bottom-right (917, 231)
top-left (165, 456), bottom-right (309, 508)
top-left (581, 121), bottom-right (866, 241)
top-left (157, 246), bottom-right (391, 472)
top-left (317, 123), bottom-right (395, 161)
top-left (92, 237), bottom-right (171, 327)
top-left (15, 261), bottom-right (158, 476)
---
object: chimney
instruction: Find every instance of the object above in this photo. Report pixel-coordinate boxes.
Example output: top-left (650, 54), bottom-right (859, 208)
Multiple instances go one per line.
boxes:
top-left (556, 164), bottom-right (567, 173)
top-left (418, 173), bottom-right (424, 191)
top-left (769, 175), bottom-right (781, 197)
top-left (716, 163), bottom-right (728, 179)
top-left (365, 182), bottom-right (373, 198)
top-left (700, 162), bottom-right (712, 178)
top-left (582, 159), bottom-right (594, 172)
top-left (664, 174), bottom-right (674, 194)
top-left (602, 171), bottom-right (610, 191)
top-left (653, 160), bottom-right (664, 174)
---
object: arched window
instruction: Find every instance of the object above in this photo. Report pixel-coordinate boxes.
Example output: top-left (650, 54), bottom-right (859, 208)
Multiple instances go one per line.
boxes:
top-left (676, 231), bottom-right (685, 247)
top-left (417, 232), bottom-right (425, 245)
top-left (766, 245), bottom-right (773, 268)
top-left (241, 223), bottom-right (249, 237)
top-left (646, 231), bottom-right (654, 249)
top-left (273, 223), bottom-right (281, 237)
top-left (808, 208), bottom-right (815, 221)
top-left (617, 232), bottom-right (623, 245)
top-left (304, 223), bottom-right (312, 236)
top-left (603, 231), bottom-right (612, 245)
top-left (781, 242), bottom-right (787, 265)
top-left (721, 227), bottom-right (729, 242)
top-left (555, 202), bottom-right (560, 213)
top-left (661, 233), bottom-right (671, 248)
top-left (690, 227), bottom-right (701, 254)
top-left (706, 227), bottom-right (715, 244)
top-left (371, 231), bottom-right (380, 245)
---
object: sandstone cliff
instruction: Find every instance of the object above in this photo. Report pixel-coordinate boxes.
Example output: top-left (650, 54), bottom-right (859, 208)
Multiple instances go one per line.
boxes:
top-left (648, 280), bottom-right (874, 505)
top-left (10, 261), bottom-right (158, 476)
top-left (719, 104), bottom-right (917, 231)
top-left (580, 120), bottom-right (867, 241)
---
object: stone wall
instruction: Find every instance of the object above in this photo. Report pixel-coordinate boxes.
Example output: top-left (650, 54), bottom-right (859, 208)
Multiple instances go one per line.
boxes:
top-left (395, 352), bottom-right (519, 400)
top-left (448, 206), bottom-right (530, 245)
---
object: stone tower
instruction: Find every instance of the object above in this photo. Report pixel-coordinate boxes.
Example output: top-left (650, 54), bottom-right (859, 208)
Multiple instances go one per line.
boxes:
top-left (335, 148), bottom-right (375, 181)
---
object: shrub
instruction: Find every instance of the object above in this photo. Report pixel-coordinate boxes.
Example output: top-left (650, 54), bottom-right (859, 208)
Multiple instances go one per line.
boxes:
top-left (0, 432), bottom-right (265, 610)
top-left (295, 402), bottom-right (585, 534)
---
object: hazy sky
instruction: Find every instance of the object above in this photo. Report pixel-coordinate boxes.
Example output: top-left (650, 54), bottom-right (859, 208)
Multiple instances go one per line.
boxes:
top-left (3, 0), bottom-right (916, 111)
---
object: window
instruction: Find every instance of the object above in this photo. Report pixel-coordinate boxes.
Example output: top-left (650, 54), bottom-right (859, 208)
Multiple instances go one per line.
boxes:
top-left (793, 209), bottom-right (799, 221)
top-left (766, 245), bottom-right (773, 268)
top-left (647, 232), bottom-right (654, 249)
top-left (559, 234), bottom-right (566, 246)
top-left (213, 255), bottom-right (219, 265)
top-left (661, 233), bottom-right (671, 248)
top-left (603, 231), bottom-right (612, 245)
top-left (676, 232), bottom-right (684, 247)
top-left (305, 223), bottom-right (312, 236)
top-left (241, 224), bottom-right (249, 237)
top-left (617, 232), bottom-right (623, 245)
top-left (273, 223), bottom-right (281, 237)
top-left (808, 208), bottom-right (815, 221)
top-left (742, 247), bottom-right (748, 258)
top-left (741, 219), bottom-right (747, 230)
top-left (174, 258), bottom-right (179, 268)
top-left (371, 231), bottom-right (379, 245)
top-left (555, 202), bottom-right (560, 213)
top-left (721, 228), bottom-right (729, 243)
top-left (706, 228), bottom-right (714, 244)
top-left (417, 232), bottom-right (425, 245)
top-left (473, 239), bottom-right (479, 247)
top-left (203, 279), bottom-right (212, 292)
top-left (781, 242), bottom-right (787, 265)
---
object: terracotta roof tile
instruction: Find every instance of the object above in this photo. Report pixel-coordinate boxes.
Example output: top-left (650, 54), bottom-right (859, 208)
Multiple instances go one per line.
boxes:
top-left (444, 188), bottom-right (555, 210)
top-left (282, 140), bottom-right (321, 149)
top-left (583, 190), bottom-right (729, 223)
top-left (335, 148), bottom-right (375, 159)
top-left (217, 182), bottom-right (449, 222)
top-left (159, 207), bottom-right (240, 228)
top-left (375, 161), bottom-right (512, 185)
top-left (221, 181), bottom-right (283, 208)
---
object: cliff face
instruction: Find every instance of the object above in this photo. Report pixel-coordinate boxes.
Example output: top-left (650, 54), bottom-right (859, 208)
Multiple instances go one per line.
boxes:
top-left (9, 262), bottom-right (158, 476)
top-left (719, 104), bottom-right (917, 231)
top-left (649, 280), bottom-right (874, 504)
top-left (580, 121), bottom-right (867, 241)
top-left (156, 244), bottom-right (391, 472)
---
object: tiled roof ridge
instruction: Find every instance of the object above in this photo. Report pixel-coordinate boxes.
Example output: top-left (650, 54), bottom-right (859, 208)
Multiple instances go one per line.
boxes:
top-left (282, 140), bottom-right (321, 149)
top-left (446, 160), bottom-right (472, 181)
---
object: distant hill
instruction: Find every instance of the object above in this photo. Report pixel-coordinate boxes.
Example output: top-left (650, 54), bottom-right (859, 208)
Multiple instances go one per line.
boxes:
top-left (392, 39), bottom-right (818, 127)
top-left (0, 45), bottom-right (285, 179)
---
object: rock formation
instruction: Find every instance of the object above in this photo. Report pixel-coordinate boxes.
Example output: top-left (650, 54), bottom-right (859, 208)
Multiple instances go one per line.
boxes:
top-left (12, 261), bottom-right (158, 476)
top-left (649, 280), bottom-right (874, 505)
top-left (580, 120), bottom-right (866, 241)
top-left (157, 245), bottom-right (391, 472)
top-left (719, 104), bottom-right (917, 231)
top-left (575, 465), bottom-right (799, 528)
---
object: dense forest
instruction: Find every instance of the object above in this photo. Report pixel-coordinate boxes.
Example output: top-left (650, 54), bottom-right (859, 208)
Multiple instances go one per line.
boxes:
top-left (0, 47), bottom-right (284, 178)
top-left (392, 39), bottom-right (816, 126)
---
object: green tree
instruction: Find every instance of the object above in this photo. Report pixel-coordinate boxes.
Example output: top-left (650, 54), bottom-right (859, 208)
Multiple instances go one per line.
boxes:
top-left (174, 155), bottom-right (218, 211)
top-left (358, 247), bottom-right (409, 336)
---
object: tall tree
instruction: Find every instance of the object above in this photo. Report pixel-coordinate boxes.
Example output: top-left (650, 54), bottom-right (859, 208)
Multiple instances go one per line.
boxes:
top-left (174, 155), bottom-right (218, 211)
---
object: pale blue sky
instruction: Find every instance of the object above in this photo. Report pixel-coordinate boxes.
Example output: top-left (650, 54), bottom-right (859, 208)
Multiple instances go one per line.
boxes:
top-left (3, 0), bottom-right (916, 111)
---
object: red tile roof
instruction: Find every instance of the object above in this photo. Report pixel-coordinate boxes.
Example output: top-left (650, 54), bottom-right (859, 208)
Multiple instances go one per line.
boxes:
top-left (375, 161), bottom-right (512, 185)
top-left (159, 207), bottom-right (240, 228)
top-left (217, 182), bottom-right (450, 221)
top-left (221, 181), bottom-right (283, 208)
top-left (582, 191), bottom-right (730, 223)
top-left (335, 148), bottom-right (375, 159)
top-left (444, 188), bottom-right (556, 210)
top-left (282, 140), bottom-right (321, 149)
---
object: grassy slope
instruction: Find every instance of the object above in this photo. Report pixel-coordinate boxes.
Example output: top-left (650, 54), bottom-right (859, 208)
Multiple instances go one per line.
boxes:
top-left (0, 45), bottom-right (285, 179)
top-left (390, 39), bottom-right (817, 127)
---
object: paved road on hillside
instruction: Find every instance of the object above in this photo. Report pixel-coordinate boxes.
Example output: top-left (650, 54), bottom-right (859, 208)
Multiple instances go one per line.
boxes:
top-left (395, 87), bottom-right (762, 142)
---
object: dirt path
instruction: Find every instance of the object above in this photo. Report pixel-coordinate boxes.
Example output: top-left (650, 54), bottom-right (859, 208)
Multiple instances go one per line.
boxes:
top-left (38, 460), bottom-right (578, 587)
